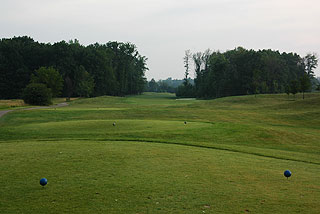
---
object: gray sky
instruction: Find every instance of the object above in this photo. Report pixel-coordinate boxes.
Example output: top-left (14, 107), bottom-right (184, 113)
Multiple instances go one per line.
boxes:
top-left (1, 0), bottom-right (320, 80)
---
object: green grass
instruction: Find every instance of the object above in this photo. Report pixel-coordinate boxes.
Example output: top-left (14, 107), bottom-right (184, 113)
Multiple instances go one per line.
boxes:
top-left (0, 92), bottom-right (319, 213)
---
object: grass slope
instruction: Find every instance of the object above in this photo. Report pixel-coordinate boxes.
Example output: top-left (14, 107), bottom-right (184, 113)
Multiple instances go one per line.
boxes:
top-left (0, 92), bottom-right (319, 213)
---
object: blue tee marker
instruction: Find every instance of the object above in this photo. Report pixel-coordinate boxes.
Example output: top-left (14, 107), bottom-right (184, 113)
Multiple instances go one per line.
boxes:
top-left (40, 178), bottom-right (48, 186)
top-left (284, 170), bottom-right (291, 179)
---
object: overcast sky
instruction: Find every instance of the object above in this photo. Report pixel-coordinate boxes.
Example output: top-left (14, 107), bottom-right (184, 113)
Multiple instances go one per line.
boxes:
top-left (1, 0), bottom-right (320, 79)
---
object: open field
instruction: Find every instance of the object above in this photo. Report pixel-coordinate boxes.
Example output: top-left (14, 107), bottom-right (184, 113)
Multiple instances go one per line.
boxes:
top-left (0, 93), bottom-right (319, 213)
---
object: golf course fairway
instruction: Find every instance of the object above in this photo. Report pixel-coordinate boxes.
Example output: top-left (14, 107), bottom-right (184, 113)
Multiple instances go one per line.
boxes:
top-left (0, 93), bottom-right (319, 213)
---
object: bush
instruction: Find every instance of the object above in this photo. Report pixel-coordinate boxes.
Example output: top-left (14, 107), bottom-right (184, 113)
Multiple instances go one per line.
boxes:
top-left (31, 67), bottom-right (63, 97)
top-left (22, 83), bottom-right (52, 105)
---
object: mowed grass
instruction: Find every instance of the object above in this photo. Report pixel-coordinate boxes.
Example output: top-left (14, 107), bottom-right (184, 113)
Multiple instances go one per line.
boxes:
top-left (0, 92), bottom-right (320, 213)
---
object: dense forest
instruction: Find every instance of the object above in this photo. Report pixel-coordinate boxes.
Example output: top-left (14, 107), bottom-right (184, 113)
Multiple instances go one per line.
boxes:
top-left (0, 36), bottom-right (148, 99)
top-left (177, 47), bottom-right (318, 98)
top-left (1, 37), bottom-right (318, 101)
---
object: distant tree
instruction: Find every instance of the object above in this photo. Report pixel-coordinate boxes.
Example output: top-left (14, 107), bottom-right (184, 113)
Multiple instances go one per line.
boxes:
top-left (290, 80), bottom-right (300, 98)
top-left (285, 84), bottom-right (290, 98)
top-left (106, 41), bottom-right (147, 96)
top-left (148, 78), bottom-right (159, 92)
top-left (193, 50), bottom-right (211, 97)
top-left (0, 37), bottom-right (37, 99)
top-left (158, 81), bottom-right (169, 92)
top-left (303, 53), bottom-right (318, 77)
top-left (31, 67), bottom-right (63, 97)
top-left (176, 50), bottom-right (194, 97)
top-left (193, 52), bottom-right (203, 76)
top-left (74, 65), bottom-right (95, 97)
top-left (300, 73), bottom-right (311, 99)
top-left (260, 81), bottom-right (269, 94)
top-left (22, 83), bottom-right (52, 105)
top-left (65, 76), bottom-right (74, 101)
top-left (146, 78), bottom-right (187, 93)
top-left (252, 69), bottom-right (261, 97)
top-left (176, 83), bottom-right (194, 98)
top-left (207, 52), bottom-right (230, 98)
top-left (260, 50), bottom-right (285, 94)
top-left (183, 50), bottom-right (192, 86)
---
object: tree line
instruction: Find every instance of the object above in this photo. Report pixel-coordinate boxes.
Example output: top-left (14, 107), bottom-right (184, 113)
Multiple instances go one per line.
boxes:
top-left (0, 36), bottom-right (148, 99)
top-left (177, 47), bottom-right (318, 98)
top-left (146, 77), bottom-right (194, 93)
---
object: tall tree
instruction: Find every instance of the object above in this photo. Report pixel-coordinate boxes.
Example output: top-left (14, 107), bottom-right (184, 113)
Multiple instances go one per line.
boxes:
top-left (303, 53), bottom-right (318, 77)
top-left (148, 78), bottom-right (159, 92)
top-left (300, 73), bottom-right (311, 99)
top-left (74, 65), bottom-right (95, 97)
top-left (183, 50), bottom-right (192, 86)
top-left (290, 80), bottom-right (300, 99)
top-left (285, 84), bottom-right (290, 98)
top-left (176, 50), bottom-right (194, 98)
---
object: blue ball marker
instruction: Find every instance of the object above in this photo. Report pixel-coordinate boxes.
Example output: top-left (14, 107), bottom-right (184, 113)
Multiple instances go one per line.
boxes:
top-left (284, 170), bottom-right (291, 179)
top-left (40, 178), bottom-right (48, 186)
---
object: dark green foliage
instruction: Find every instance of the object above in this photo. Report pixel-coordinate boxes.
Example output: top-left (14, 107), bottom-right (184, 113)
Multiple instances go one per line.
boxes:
top-left (106, 42), bottom-right (147, 96)
top-left (147, 78), bottom-right (159, 92)
top-left (146, 78), bottom-right (192, 93)
top-left (303, 53), bottom-right (318, 77)
top-left (290, 80), bottom-right (300, 97)
top-left (65, 76), bottom-right (74, 100)
top-left (316, 77), bottom-right (320, 91)
top-left (0, 37), bottom-right (147, 99)
top-left (177, 50), bottom-right (195, 98)
top-left (285, 84), bottom-right (290, 97)
top-left (176, 83), bottom-right (195, 98)
top-left (188, 47), bottom-right (317, 99)
top-left (22, 83), bottom-right (52, 105)
top-left (0, 36), bottom-right (38, 98)
top-left (31, 67), bottom-right (63, 97)
top-left (300, 73), bottom-right (311, 99)
top-left (74, 65), bottom-right (95, 97)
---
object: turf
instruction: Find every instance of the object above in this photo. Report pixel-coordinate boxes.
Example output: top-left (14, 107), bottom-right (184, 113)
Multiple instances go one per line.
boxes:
top-left (0, 92), bottom-right (319, 213)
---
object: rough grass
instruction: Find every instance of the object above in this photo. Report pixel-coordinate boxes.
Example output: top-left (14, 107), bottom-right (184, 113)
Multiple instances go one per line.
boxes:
top-left (0, 99), bottom-right (26, 110)
top-left (0, 92), bottom-right (319, 213)
top-left (0, 98), bottom-right (74, 110)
